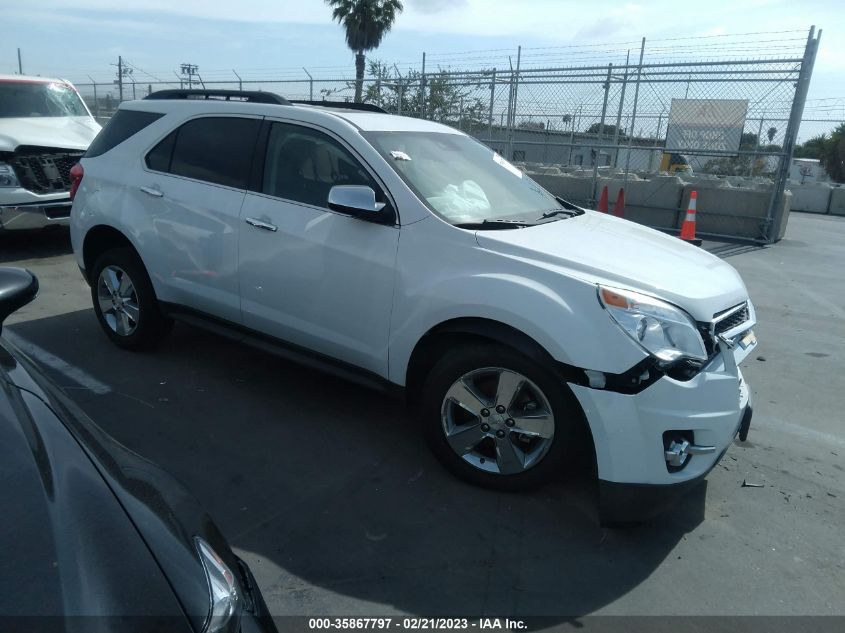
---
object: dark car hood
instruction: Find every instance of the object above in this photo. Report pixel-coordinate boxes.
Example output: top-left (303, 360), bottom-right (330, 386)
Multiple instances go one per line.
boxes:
top-left (0, 350), bottom-right (185, 624)
top-left (0, 338), bottom-right (235, 631)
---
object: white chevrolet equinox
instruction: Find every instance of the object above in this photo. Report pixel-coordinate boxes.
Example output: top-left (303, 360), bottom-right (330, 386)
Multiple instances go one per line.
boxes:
top-left (70, 90), bottom-right (757, 520)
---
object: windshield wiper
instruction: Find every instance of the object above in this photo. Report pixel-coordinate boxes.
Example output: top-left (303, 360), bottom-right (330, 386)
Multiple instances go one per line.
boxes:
top-left (537, 197), bottom-right (586, 221)
top-left (454, 219), bottom-right (536, 230)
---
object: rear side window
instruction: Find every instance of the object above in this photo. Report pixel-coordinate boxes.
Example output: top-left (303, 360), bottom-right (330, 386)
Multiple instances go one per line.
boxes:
top-left (146, 131), bottom-right (176, 172)
top-left (86, 109), bottom-right (163, 158)
top-left (166, 117), bottom-right (260, 189)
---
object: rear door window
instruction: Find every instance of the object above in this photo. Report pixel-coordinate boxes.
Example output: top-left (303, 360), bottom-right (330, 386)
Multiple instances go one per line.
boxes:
top-left (167, 117), bottom-right (260, 189)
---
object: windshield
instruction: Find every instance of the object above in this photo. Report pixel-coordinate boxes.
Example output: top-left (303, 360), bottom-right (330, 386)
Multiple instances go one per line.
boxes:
top-left (0, 81), bottom-right (89, 118)
top-left (364, 131), bottom-right (561, 225)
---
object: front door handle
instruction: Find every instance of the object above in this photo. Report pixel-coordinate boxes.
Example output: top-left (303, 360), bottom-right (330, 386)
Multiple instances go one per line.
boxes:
top-left (139, 185), bottom-right (163, 198)
top-left (245, 217), bottom-right (278, 232)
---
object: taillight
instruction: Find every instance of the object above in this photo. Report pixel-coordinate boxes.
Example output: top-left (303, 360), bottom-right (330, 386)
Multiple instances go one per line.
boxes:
top-left (69, 162), bottom-right (84, 201)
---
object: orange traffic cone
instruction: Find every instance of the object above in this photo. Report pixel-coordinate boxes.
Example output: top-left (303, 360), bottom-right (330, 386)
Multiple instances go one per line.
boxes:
top-left (597, 185), bottom-right (609, 213)
top-left (680, 191), bottom-right (702, 246)
top-left (612, 187), bottom-right (625, 218)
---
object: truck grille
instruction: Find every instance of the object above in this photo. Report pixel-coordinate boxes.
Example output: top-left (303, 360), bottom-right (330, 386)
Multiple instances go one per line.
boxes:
top-left (713, 303), bottom-right (750, 335)
top-left (9, 149), bottom-right (84, 194)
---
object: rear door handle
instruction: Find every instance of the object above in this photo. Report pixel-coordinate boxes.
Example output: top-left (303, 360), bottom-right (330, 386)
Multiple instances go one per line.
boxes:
top-left (245, 217), bottom-right (278, 232)
top-left (139, 186), bottom-right (163, 198)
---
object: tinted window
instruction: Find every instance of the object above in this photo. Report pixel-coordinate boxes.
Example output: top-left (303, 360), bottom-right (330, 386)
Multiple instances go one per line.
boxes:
top-left (86, 109), bottom-right (163, 158)
top-left (145, 131), bottom-right (176, 172)
top-left (170, 117), bottom-right (260, 189)
top-left (263, 122), bottom-right (378, 209)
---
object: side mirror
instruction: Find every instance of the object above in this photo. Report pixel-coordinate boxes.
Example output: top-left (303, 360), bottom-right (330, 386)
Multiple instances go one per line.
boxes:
top-left (0, 268), bottom-right (38, 334)
top-left (327, 185), bottom-right (386, 218)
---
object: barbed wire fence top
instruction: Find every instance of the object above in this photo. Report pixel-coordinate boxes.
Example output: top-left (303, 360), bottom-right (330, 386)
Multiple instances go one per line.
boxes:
top-left (63, 28), bottom-right (833, 242)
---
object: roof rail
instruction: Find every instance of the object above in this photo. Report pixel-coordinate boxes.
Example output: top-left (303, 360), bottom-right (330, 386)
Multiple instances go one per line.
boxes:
top-left (144, 89), bottom-right (290, 105)
top-left (290, 100), bottom-right (388, 114)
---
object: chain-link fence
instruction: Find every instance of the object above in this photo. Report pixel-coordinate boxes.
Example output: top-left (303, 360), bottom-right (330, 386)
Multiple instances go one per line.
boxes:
top-left (69, 28), bottom-right (829, 242)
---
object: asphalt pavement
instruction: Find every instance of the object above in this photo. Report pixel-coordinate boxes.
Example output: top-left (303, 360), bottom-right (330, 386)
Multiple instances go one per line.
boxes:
top-left (1, 213), bottom-right (843, 622)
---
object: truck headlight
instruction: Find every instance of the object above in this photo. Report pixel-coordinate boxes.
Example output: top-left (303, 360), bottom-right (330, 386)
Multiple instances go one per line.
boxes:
top-left (195, 537), bottom-right (240, 633)
top-left (598, 285), bottom-right (707, 363)
top-left (0, 162), bottom-right (21, 188)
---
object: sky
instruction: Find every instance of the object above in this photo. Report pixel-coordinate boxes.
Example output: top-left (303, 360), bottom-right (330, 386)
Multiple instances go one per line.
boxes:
top-left (1, 0), bottom-right (842, 138)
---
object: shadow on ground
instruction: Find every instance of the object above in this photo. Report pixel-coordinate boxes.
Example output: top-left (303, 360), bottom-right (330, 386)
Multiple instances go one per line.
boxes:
top-left (7, 307), bottom-right (707, 617)
top-left (0, 228), bottom-right (73, 264)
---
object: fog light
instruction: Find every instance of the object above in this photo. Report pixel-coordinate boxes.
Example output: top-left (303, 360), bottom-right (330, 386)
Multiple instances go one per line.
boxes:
top-left (663, 432), bottom-right (716, 472)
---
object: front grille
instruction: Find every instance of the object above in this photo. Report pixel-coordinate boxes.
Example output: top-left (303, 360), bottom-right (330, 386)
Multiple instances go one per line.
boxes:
top-left (9, 150), bottom-right (84, 194)
top-left (713, 303), bottom-right (750, 335)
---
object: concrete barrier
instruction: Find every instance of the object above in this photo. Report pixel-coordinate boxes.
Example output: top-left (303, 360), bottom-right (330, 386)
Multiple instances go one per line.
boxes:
top-left (789, 183), bottom-right (833, 214)
top-left (530, 173), bottom-right (594, 207)
top-left (526, 167), bottom-right (794, 241)
top-left (679, 184), bottom-right (790, 241)
top-left (830, 187), bottom-right (845, 216)
top-left (596, 175), bottom-right (684, 228)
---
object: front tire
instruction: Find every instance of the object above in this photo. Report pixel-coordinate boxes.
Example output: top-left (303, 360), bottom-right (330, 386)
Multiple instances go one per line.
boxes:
top-left (91, 247), bottom-right (172, 351)
top-left (420, 343), bottom-right (584, 491)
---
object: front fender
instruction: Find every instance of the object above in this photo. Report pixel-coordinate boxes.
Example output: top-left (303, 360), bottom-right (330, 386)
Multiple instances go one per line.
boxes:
top-left (388, 223), bottom-right (646, 385)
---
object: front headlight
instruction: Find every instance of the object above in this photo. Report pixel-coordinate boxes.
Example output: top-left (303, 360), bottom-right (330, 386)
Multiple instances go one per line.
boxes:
top-left (598, 285), bottom-right (707, 363)
top-left (195, 537), bottom-right (241, 633)
top-left (0, 162), bottom-right (21, 188)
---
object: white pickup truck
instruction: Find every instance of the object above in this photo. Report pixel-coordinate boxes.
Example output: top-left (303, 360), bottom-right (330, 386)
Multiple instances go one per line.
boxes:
top-left (0, 74), bottom-right (100, 232)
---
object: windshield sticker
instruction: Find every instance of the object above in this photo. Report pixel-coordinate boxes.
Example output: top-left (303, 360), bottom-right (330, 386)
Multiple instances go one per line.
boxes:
top-left (493, 152), bottom-right (523, 178)
top-left (390, 150), bottom-right (412, 161)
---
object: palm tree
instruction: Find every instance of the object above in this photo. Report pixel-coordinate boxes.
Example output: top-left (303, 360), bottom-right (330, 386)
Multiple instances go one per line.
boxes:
top-left (326, 0), bottom-right (403, 103)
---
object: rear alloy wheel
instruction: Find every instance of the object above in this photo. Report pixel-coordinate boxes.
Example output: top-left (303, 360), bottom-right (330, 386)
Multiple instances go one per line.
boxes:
top-left (421, 344), bottom-right (581, 490)
top-left (91, 247), bottom-right (172, 350)
top-left (97, 265), bottom-right (140, 337)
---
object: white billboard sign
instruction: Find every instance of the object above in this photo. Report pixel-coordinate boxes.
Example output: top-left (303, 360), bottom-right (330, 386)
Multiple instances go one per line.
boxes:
top-left (665, 99), bottom-right (749, 154)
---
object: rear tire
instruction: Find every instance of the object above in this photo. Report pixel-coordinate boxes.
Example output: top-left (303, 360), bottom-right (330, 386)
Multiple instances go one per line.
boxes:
top-left (419, 343), bottom-right (585, 491)
top-left (91, 247), bottom-right (172, 351)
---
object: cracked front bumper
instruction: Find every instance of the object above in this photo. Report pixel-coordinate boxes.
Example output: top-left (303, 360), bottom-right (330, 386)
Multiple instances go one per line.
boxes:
top-left (571, 339), bottom-right (753, 489)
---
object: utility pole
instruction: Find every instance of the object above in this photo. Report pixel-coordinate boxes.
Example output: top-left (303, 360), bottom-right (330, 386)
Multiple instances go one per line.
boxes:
top-left (17, 48), bottom-right (23, 74)
top-left (116, 56), bottom-right (124, 102)
top-left (180, 63), bottom-right (199, 89)
top-left (111, 56), bottom-right (133, 102)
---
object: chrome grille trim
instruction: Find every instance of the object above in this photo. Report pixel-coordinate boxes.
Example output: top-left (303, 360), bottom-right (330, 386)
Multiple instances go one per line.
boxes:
top-left (713, 302), bottom-right (750, 336)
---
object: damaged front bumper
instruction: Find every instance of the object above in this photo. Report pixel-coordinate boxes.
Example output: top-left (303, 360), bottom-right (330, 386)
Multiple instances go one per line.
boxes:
top-left (570, 330), bottom-right (756, 522)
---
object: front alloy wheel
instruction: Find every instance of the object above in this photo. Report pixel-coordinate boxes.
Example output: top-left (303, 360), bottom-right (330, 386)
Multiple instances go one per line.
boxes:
top-left (421, 343), bottom-right (581, 490)
top-left (441, 367), bottom-right (555, 475)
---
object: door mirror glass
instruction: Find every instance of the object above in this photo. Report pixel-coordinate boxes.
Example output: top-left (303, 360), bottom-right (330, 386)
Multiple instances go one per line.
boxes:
top-left (327, 185), bottom-right (386, 217)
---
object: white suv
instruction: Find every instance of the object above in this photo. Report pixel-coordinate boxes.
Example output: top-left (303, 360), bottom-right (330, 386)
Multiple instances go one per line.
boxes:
top-left (70, 90), bottom-right (757, 520)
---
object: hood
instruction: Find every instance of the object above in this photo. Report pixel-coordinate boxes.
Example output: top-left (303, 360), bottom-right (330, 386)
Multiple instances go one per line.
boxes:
top-left (475, 211), bottom-right (748, 321)
top-left (0, 115), bottom-right (101, 153)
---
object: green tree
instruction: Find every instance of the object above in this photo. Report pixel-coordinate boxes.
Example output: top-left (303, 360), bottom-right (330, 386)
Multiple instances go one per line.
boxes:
top-left (820, 123), bottom-right (845, 183)
top-left (794, 133), bottom-right (828, 159)
top-left (325, 0), bottom-right (403, 103)
top-left (363, 60), bottom-right (490, 129)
